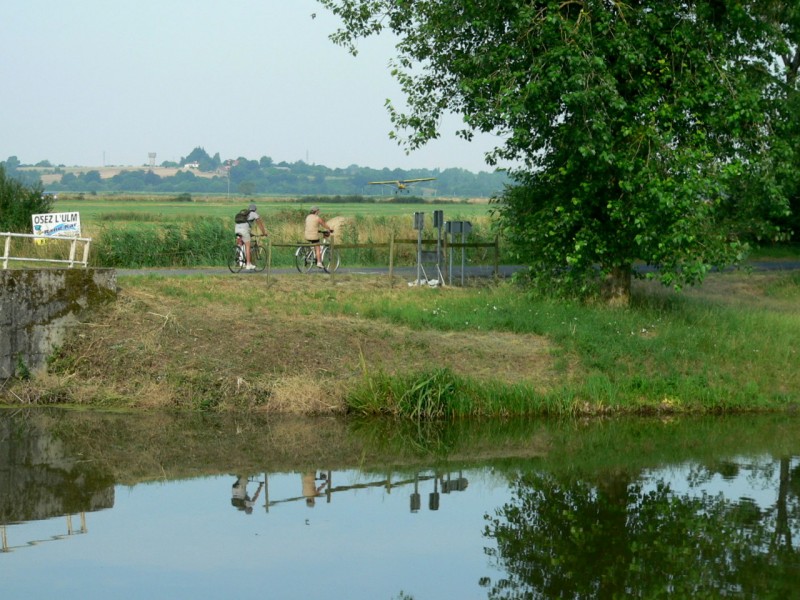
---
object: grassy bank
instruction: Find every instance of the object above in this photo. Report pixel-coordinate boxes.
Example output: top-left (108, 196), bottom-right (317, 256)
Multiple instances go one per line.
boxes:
top-left (3, 268), bottom-right (798, 416)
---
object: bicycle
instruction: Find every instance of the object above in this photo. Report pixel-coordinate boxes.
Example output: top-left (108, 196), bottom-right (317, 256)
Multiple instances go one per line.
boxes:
top-left (294, 232), bottom-right (340, 273)
top-left (227, 234), bottom-right (268, 273)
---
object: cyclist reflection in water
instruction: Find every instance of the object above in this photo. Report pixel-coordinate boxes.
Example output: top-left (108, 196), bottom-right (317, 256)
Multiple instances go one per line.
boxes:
top-left (302, 472), bottom-right (328, 507)
top-left (231, 476), bottom-right (264, 514)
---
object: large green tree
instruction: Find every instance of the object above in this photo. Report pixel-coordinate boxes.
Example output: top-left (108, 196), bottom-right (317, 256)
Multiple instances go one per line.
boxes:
top-left (319, 0), bottom-right (792, 303)
top-left (763, 2), bottom-right (800, 240)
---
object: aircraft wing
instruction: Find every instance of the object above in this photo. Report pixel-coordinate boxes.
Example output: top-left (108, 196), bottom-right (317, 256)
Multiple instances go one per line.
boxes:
top-left (367, 180), bottom-right (399, 185)
top-left (401, 178), bottom-right (436, 183)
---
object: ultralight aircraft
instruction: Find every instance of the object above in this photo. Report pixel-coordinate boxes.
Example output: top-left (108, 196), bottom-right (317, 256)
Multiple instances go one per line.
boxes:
top-left (367, 177), bottom-right (436, 192)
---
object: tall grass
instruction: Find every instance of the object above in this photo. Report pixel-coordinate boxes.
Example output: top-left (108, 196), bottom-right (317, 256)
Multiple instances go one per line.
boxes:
top-left (92, 217), bottom-right (230, 267)
top-left (347, 366), bottom-right (577, 419)
top-left (88, 210), bottom-right (504, 268)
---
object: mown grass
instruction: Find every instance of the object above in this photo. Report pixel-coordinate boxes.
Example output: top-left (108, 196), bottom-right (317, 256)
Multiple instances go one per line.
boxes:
top-left (6, 270), bottom-right (798, 417)
top-left (333, 274), bottom-right (800, 417)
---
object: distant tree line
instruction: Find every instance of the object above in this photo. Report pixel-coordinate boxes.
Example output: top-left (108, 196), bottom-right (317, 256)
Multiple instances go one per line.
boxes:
top-left (1, 146), bottom-right (510, 198)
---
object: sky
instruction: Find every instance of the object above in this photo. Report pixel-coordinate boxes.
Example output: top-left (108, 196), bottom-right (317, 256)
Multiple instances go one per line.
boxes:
top-left (1, 0), bottom-right (506, 173)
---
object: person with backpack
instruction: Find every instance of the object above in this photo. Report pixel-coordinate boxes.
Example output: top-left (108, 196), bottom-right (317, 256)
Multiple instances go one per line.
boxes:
top-left (234, 203), bottom-right (268, 270)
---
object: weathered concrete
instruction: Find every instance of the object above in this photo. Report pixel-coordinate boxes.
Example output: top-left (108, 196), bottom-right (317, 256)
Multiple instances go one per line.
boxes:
top-left (0, 269), bottom-right (117, 378)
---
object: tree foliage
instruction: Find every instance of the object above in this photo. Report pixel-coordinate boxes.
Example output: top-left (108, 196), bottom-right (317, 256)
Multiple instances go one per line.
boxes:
top-left (0, 164), bottom-right (49, 233)
top-left (764, 2), bottom-right (800, 238)
top-left (181, 146), bottom-right (221, 172)
top-left (319, 0), bottom-right (795, 302)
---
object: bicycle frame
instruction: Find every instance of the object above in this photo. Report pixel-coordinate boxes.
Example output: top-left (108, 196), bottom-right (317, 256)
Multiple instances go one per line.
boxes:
top-left (228, 234), bottom-right (268, 273)
top-left (294, 236), bottom-right (339, 273)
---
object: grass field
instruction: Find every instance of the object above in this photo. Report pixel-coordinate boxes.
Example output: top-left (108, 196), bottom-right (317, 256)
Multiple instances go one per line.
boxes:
top-left (53, 195), bottom-right (493, 228)
top-left (53, 195), bottom-right (494, 236)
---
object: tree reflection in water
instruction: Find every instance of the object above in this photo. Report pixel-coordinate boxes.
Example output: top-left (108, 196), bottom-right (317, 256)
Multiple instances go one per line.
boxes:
top-left (483, 460), bottom-right (800, 598)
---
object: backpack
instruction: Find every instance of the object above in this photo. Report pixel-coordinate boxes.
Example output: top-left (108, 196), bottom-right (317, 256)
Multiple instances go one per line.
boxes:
top-left (234, 208), bottom-right (250, 224)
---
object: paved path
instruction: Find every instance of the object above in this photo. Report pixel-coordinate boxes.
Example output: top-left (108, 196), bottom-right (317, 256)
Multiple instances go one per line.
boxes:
top-left (116, 261), bottom-right (800, 279)
top-left (116, 264), bottom-right (521, 279)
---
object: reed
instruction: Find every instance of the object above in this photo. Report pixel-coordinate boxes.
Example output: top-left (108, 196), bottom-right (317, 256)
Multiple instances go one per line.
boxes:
top-left (92, 217), bottom-right (230, 267)
top-left (86, 211), bottom-right (503, 268)
top-left (348, 366), bottom-right (582, 419)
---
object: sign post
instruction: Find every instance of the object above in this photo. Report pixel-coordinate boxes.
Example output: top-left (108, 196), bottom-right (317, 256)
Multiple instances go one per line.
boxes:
top-left (413, 212), bottom-right (424, 284)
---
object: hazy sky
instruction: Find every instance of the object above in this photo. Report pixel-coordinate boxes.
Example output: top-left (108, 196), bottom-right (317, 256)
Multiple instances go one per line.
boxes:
top-left (1, 0), bottom-right (506, 172)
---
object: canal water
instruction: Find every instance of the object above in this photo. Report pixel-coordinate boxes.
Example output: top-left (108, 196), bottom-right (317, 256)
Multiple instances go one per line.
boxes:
top-left (1, 409), bottom-right (799, 598)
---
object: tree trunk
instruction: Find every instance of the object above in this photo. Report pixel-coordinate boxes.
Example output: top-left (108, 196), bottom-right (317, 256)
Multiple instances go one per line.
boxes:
top-left (601, 265), bottom-right (632, 307)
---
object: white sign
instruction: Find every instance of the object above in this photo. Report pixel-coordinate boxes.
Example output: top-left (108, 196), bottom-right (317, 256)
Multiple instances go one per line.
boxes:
top-left (32, 212), bottom-right (81, 237)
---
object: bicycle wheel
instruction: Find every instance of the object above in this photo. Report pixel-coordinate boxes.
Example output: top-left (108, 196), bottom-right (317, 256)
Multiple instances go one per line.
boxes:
top-left (252, 244), bottom-right (268, 272)
top-left (321, 246), bottom-right (340, 272)
top-left (227, 245), bottom-right (245, 273)
top-left (294, 245), bottom-right (314, 273)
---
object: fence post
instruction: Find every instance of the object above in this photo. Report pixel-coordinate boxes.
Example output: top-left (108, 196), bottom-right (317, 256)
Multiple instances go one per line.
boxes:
top-left (3, 234), bottom-right (9, 269)
top-left (389, 232), bottom-right (395, 288)
top-left (494, 235), bottom-right (500, 280)
top-left (329, 236), bottom-right (335, 282)
top-left (266, 239), bottom-right (272, 283)
top-left (84, 239), bottom-right (91, 268)
top-left (68, 238), bottom-right (77, 268)
top-left (443, 235), bottom-right (449, 285)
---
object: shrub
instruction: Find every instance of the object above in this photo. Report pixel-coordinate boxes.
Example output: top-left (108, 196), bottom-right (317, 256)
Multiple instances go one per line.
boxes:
top-left (0, 165), bottom-right (50, 232)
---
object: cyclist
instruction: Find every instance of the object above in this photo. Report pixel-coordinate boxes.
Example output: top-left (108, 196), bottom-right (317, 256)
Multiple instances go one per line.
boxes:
top-left (304, 206), bottom-right (333, 268)
top-left (234, 203), bottom-right (268, 270)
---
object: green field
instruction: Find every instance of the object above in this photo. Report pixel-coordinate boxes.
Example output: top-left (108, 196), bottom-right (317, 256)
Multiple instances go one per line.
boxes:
top-left (53, 195), bottom-right (494, 229)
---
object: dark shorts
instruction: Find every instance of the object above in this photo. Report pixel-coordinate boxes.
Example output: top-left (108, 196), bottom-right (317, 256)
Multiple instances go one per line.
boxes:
top-left (306, 239), bottom-right (320, 244)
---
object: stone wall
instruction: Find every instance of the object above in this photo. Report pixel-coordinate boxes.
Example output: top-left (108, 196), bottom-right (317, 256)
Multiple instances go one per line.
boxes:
top-left (0, 269), bottom-right (117, 378)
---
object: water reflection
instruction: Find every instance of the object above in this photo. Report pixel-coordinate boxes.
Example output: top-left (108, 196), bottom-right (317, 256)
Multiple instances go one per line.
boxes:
top-left (230, 475), bottom-right (264, 514)
top-left (482, 458), bottom-right (800, 598)
top-left (233, 470), bottom-right (468, 515)
top-left (1, 408), bottom-right (799, 599)
top-left (0, 410), bottom-right (114, 553)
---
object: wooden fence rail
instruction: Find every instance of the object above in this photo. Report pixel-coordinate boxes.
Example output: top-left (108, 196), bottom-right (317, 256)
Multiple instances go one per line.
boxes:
top-left (266, 233), bottom-right (500, 285)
